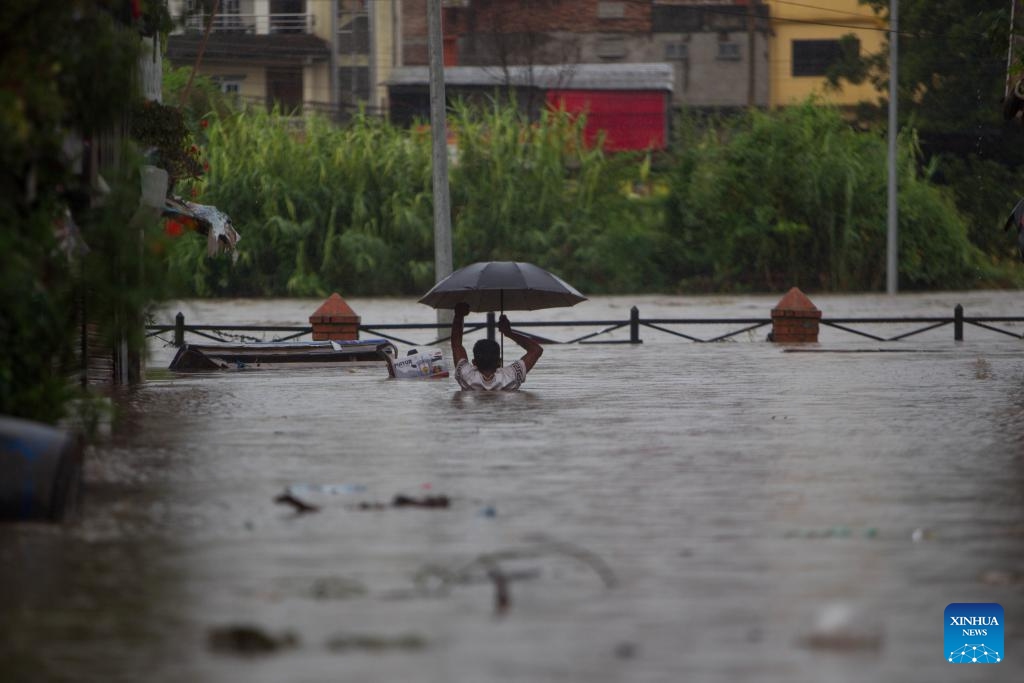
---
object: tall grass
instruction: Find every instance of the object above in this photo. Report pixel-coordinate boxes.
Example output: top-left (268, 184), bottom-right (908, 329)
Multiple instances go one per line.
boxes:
top-left (167, 99), bottom-right (1018, 298)
top-left (167, 101), bottom-right (660, 296)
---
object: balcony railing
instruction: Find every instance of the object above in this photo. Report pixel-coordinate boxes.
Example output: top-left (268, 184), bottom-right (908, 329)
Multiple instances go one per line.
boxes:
top-left (183, 12), bottom-right (315, 35)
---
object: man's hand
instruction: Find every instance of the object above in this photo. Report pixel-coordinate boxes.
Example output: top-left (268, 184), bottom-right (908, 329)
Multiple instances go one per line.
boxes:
top-left (496, 314), bottom-right (542, 371)
top-left (450, 303), bottom-right (469, 365)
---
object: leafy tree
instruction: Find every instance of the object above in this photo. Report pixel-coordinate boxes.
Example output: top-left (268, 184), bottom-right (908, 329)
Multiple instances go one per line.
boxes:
top-left (829, 1), bottom-right (1024, 263)
top-left (1, 1), bottom-right (171, 424)
top-left (833, 1), bottom-right (1011, 133)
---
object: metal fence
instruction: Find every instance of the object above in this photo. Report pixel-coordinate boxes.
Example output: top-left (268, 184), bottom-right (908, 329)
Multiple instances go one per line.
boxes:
top-left (147, 305), bottom-right (1024, 348)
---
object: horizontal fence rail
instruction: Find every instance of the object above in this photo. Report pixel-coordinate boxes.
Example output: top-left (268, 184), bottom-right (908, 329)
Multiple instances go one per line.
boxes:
top-left (147, 305), bottom-right (1024, 348)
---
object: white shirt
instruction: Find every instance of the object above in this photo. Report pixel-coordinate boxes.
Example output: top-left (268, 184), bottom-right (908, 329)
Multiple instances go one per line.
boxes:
top-left (454, 358), bottom-right (528, 391)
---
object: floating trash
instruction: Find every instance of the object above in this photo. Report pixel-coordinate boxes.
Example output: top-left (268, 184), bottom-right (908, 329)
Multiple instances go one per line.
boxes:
top-left (207, 624), bottom-right (298, 655)
top-left (799, 602), bottom-right (883, 652)
top-left (911, 527), bottom-right (934, 543)
top-left (358, 494), bottom-right (451, 510)
top-left (274, 491), bottom-right (319, 514)
top-left (408, 535), bottom-right (617, 615)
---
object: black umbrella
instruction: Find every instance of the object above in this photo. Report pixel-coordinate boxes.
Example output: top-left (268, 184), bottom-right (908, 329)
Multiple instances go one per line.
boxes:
top-left (419, 261), bottom-right (586, 364)
top-left (418, 261), bottom-right (587, 312)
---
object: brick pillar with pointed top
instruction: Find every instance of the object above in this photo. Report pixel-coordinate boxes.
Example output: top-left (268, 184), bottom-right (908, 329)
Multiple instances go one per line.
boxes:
top-left (309, 293), bottom-right (360, 341)
top-left (770, 287), bottom-right (821, 343)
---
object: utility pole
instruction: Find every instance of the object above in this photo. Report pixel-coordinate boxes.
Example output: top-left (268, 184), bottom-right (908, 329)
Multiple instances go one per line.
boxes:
top-left (747, 0), bottom-right (757, 107)
top-left (329, 0), bottom-right (339, 121)
top-left (886, 0), bottom-right (899, 295)
top-left (427, 0), bottom-right (453, 327)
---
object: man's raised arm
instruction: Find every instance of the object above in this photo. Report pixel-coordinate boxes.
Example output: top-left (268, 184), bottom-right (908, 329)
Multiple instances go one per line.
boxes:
top-left (450, 303), bottom-right (469, 366)
top-left (498, 314), bottom-right (543, 371)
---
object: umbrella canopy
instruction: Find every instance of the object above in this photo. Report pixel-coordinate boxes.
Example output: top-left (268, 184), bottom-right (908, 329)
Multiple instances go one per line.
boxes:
top-left (418, 261), bottom-right (586, 312)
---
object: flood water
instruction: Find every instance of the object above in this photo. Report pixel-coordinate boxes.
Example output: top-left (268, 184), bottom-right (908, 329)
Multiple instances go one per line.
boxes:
top-left (3, 291), bottom-right (1024, 682)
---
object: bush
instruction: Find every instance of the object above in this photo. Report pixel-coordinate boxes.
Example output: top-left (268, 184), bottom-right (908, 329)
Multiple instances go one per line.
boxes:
top-left (662, 102), bottom-right (1003, 292)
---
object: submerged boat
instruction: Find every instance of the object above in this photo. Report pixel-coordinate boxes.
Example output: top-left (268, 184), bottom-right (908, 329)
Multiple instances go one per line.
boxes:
top-left (168, 338), bottom-right (398, 371)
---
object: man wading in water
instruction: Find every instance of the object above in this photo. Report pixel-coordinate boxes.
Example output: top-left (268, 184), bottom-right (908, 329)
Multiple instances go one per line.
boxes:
top-left (450, 302), bottom-right (543, 391)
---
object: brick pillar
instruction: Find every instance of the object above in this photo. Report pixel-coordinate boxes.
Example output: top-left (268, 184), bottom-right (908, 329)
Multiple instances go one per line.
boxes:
top-left (309, 293), bottom-right (360, 341)
top-left (770, 287), bottom-right (821, 343)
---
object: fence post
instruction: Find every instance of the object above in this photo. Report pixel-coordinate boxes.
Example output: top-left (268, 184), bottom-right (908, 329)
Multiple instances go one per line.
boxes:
top-left (174, 311), bottom-right (185, 347)
top-left (954, 304), bottom-right (963, 341)
top-left (630, 306), bottom-right (641, 343)
top-left (487, 312), bottom-right (495, 341)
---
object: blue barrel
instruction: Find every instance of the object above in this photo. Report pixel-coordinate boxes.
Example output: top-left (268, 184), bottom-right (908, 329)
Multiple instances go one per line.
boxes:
top-left (0, 416), bottom-right (82, 522)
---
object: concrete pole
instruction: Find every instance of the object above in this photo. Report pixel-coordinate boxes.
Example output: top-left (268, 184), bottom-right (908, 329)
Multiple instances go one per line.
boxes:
top-left (427, 0), bottom-right (453, 327)
top-left (886, 0), bottom-right (899, 295)
top-left (330, 0), bottom-right (339, 121)
top-left (747, 0), bottom-right (757, 107)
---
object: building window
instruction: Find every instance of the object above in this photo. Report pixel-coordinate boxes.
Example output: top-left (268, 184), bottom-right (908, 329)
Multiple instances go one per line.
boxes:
top-left (598, 2), bottom-right (625, 19)
top-left (596, 37), bottom-right (627, 60)
top-left (212, 75), bottom-right (244, 96)
top-left (664, 42), bottom-right (688, 61)
top-left (717, 42), bottom-right (741, 61)
top-left (792, 39), bottom-right (857, 77)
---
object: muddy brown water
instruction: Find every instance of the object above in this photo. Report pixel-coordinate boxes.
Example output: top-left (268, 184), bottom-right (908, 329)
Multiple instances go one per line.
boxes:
top-left (2, 292), bottom-right (1024, 682)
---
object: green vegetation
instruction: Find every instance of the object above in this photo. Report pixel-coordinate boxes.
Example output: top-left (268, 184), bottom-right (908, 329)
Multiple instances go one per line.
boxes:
top-left (168, 99), bottom-right (1021, 298)
top-left (1, 1), bottom-right (173, 424)
top-left (831, 1), bottom-right (1024, 274)
top-left (664, 103), bottom-right (1006, 292)
top-left (169, 101), bottom-right (661, 296)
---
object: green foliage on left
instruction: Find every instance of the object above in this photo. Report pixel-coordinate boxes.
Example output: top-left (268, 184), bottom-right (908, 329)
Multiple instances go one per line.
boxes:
top-left (0, 1), bottom-right (171, 424)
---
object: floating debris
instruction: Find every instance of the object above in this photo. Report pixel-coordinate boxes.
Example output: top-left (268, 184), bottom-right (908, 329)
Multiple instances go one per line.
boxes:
top-left (207, 625), bottom-right (298, 655)
top-left (357, 494), bottom-right (451, 510)
top-left (274, 491), bottom-right (319, 514)
top-left (798, 603), bottom-right (883, 652)
top-left (393, 494), bottom-right (450, 508)
top-left (911, 527), bottom-right (934, 543)
top-left (410, 535), bottom-right (616, 615)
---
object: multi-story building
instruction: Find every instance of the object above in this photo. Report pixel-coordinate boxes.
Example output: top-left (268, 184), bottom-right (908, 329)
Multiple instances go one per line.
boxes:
top-left (165, 1), bottom-right (400, 118)
top-left (166, 1), bottom-right (887, 122)
top-left (403, 0), bottom-right (772, 111)
top-left (765, 0), bottom-right (886, 108)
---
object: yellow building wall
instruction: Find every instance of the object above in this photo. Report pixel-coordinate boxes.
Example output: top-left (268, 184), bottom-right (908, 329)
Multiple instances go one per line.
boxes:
top-left (305, 63), bottom-right (331, 111)
top-left (767, 0), bottom-right (887, 107)
top-left (201, 64), bottom-right (267, 103)
top-left (370, 0), bottom-right (397, 112)
top-left (310, 0), bottom-right (331, 42)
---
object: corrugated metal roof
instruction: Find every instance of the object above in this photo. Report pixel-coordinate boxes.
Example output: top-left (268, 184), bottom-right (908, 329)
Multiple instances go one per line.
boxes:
top-left (387, 63), bottom-right (674, 92)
